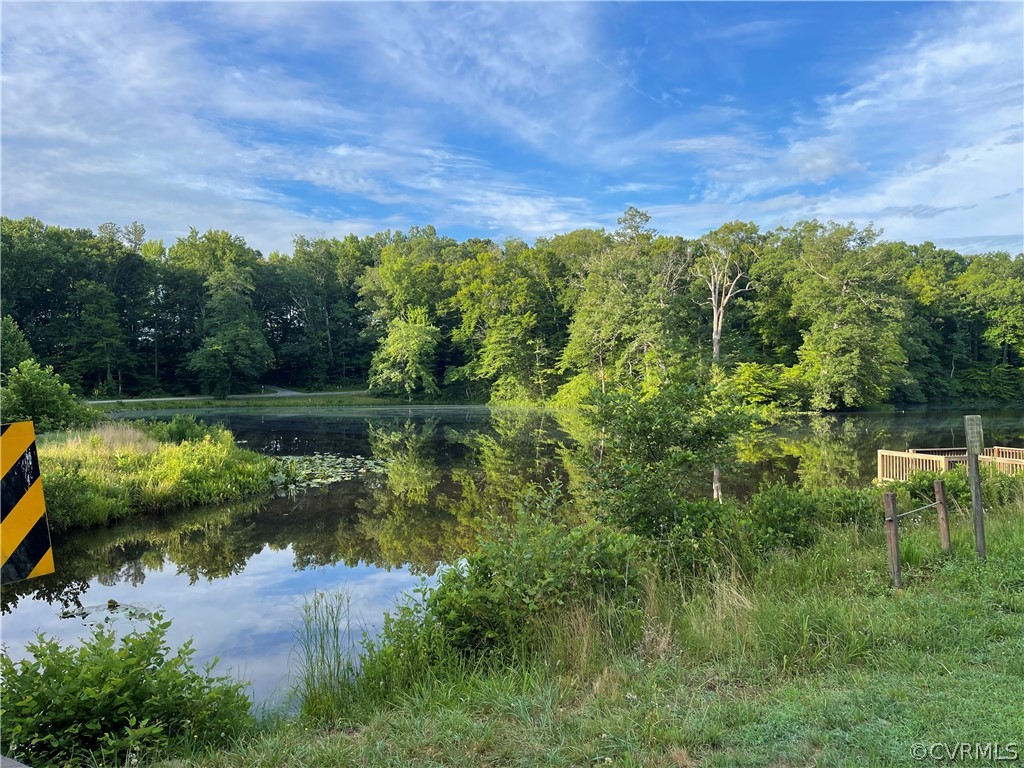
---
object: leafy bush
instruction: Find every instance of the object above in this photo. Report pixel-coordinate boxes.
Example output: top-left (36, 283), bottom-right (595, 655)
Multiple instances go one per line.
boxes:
top-left (0, 358), bottom-right (100, 431)
top-left (894, 467), bottom-right (1023, 516)
top-left (655, 497), bottom-right (753, 575)
top-left (729, 362), bottom-right (809, 409)
top-left (748, 481), bottom-right (879, 552)
top-left (426, 513), bottom-right (648, 658)
top-left (0, 615), bottom-right (252, 767)
top-left (352, 504), bottom-right (651, 709)
top-left (135, 413), bottom-right (223, 443)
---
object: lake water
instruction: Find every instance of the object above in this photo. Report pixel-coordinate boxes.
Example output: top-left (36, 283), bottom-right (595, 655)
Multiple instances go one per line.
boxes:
top-left (2, 406), bottom-right (1021, 707)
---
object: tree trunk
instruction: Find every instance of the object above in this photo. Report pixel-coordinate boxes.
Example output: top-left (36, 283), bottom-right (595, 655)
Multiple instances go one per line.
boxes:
top-left (325, 307), bottom-right (335, 368)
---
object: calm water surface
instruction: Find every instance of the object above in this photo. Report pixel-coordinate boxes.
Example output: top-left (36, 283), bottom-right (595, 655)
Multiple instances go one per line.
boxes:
top-left (2, 406), bottom-right (1021, 705)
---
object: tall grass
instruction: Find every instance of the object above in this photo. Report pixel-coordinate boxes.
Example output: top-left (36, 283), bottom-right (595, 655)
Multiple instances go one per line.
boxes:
top-left (37, 421), bottom-right (272, 530)
top-left (291, 591), bottom-right (361, 724)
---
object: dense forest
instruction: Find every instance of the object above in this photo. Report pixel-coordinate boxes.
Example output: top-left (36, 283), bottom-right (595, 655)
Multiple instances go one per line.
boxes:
top-left (1, 211), bottom-right (1021, 409)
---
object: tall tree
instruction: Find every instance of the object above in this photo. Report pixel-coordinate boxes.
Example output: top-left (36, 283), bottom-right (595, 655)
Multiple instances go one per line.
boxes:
top-left (692, 221), bottom-right (761, 363)
top-left (187, 262), bottom-right (273, 397)
top-left (369, 307), bottom-right (441, 400)
top-left (785, 222), bottom-right (907, 410)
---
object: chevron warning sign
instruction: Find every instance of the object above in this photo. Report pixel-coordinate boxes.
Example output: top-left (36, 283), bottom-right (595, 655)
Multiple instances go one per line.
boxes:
top-left (1, 421), bottom-right (55, 583)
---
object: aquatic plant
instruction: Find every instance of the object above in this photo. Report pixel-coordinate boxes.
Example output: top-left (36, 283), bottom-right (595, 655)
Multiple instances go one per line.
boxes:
top-left (269, 453), bottom-right (389, 496)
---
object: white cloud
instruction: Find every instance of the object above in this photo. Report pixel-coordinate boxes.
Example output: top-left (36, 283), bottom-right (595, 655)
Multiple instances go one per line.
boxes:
top-left (1, 3), bottom-right (1019, 253)
top-left (650, 3), bottom-right (1022, 252)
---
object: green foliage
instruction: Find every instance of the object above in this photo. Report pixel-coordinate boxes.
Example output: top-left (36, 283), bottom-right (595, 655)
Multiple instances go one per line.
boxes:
top-left (2, 214), bottom-right (1021, 408)
top-left (585, 375), bottom-right (750, 535)
top-left (368, 307), bottom-right (441, 399)
top-left (0, 614), bottom-right (252, 767)
top-left (747, 481), bottom-right (879, 551)
top-left (188, 261), bottom-right (274, 398)
top-left (0, 358), bottom-right (101, 430)
top-left (136, 413), bottom-right (222, 443)
top-left (37, 422), bottom-right (271, 530)
top-left (955, 252), bottom-right (1024, 360)
top-left (424, 510), bottom-right (648, 659)
top-left (1, 314), bottom-right (34, 370)
top-left (729, 362), bottom-right (808, 409)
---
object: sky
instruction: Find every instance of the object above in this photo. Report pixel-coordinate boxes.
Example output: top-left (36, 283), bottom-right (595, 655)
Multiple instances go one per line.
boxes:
top-left (2, 1), bottom-right (1022, 256)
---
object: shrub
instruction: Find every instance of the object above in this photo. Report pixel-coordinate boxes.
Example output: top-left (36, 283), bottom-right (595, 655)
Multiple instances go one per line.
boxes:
top-left (136, 413), bottom-right (224, 443)
top-left (748, 481), bottom-right (879, 552)
top-left (0, 615), bottom-right (253, 767)
top-left (350, 504), bottom-right (652, 713)
top-left (0, 358), bottom-right (100, 431)
top-left (657, 497), bottom-right (753, 576)
top-left (894, 467), bottom-right (1023, 516)
top-left (427, 513), bottom-right (648, 658)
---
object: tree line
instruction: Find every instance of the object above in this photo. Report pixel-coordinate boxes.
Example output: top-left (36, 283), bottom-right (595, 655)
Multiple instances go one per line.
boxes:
top-left (1, 210), bottom-right (1021, 409)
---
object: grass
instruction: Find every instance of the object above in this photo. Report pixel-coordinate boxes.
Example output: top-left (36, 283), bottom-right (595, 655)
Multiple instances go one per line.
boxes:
top-left (95, 392), bottom-right (395, 413)
top-left (163, 479), bottom-right (1024, 768)
top-left (37, 421), bottom-right (272, 530)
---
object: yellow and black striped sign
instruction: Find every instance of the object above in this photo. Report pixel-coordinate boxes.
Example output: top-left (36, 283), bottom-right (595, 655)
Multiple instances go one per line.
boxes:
top-left (1, 421), bottom-right (55, 583)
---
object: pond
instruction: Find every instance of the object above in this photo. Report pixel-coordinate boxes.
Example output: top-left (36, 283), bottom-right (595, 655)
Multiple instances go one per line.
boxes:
top-left (2, 405), bottom-right (1021, 707)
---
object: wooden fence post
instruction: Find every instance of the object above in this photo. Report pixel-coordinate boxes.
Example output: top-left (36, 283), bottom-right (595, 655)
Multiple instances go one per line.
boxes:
top-left (883, 492), bottom-right (903, 588)
top-left (934, 479), bottom-right (951, 555)
top-left (964, 415), bottom-right (986, 561)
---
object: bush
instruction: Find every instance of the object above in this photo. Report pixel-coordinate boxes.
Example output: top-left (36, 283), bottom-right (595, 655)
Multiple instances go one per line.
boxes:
top-left (350, 503), bottom-right (651, 711)
top-left (135, 413), bottom-right (223, 443)
top-left (426, 513), bottom-right (649, 658)
top-left (894, 467), bottom-right (1023, 516)
top-left (0, 615), bottom-right (253, 767)
top-left (656, 497), bottom-right (753, 576)
top-left (0, 358), bottom-right (100, 431)
top-left (748, 481), bottom-right (879, 552)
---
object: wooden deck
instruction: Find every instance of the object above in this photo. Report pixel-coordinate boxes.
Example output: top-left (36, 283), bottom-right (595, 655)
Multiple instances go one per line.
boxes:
top-left (877, 446), bottom-right (1024, 482)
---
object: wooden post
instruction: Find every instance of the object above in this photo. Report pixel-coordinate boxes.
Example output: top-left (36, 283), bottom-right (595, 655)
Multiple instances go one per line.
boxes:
top-left (934, 479), bottom-right (951, 555)
top-left (964, 415), bottom-right (986, 560)
top-left (883, 492), bottom-right (902, 588)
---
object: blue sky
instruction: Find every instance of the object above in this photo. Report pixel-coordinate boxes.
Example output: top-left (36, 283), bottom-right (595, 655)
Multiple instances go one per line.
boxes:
top-left (2, 2), bottom-right (1021, 254)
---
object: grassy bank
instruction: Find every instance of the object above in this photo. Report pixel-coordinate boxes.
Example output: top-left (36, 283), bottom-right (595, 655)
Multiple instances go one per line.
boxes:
top-left (95, 392), bottom-right (394, 413)
top-left (38, 419), bottom-right (272, 530)
top-left (164, 472), bottom-right (1024, 768)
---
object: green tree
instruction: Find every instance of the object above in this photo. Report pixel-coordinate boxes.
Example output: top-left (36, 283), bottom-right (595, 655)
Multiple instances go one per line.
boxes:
top-left (692, 221), bottom-right (761, 363)
top-left (187, 263), bottom-right (273, 397)
top-left (1, 316), bottom-right (34, 371)
top-left (369, 308), bottom-right (441, 400)
top-left (783, 222), bottom-right (908, 410)
top-left (956, 252), bottom-right (1024, 364)
top-left (0, 359), bottom-right (99, 430)
top-left (446, 240), bottom-right (566, 402)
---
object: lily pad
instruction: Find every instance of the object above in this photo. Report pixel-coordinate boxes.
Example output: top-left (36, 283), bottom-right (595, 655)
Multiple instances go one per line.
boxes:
top-left (269, 453), bottom-right (389, 496)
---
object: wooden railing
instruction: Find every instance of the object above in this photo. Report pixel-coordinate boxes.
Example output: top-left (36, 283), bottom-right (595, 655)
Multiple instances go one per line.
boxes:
top-left (986, 446), bottom-right (1024, 461)
top-left (979, 455), bottom-right (1024, 476)
top-left (877, 450), bottom-right (951, 481)
top-left (878, 447), bottom-right (1024, 481)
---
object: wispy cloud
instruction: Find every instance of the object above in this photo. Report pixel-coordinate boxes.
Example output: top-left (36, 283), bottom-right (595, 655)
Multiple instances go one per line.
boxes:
top-left (1, 2), bottom-right (1019, 254)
